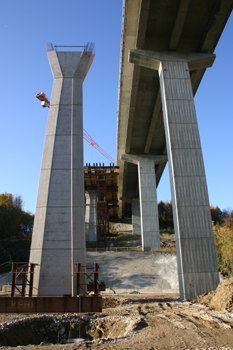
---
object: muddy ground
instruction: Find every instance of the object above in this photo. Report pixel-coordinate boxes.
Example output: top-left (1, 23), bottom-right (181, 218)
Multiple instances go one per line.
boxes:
top-left (0, 278), bottom-right (232, 350)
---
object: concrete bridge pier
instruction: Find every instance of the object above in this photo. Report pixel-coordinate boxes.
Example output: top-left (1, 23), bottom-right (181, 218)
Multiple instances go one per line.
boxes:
top-left (29, 48), bottom-right (93, 296)
top-left (129, 50), bottom-right (219, 299)
top-left (85, 191), bottom-right (97, 242)
top-left (132, 199), bottom-right (141, 235)
top-left (121, 154), bottom-right (167, 251)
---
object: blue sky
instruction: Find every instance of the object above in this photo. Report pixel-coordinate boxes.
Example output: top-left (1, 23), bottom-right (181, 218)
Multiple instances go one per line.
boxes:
top-left (0, 1), bottom-right (232, 214)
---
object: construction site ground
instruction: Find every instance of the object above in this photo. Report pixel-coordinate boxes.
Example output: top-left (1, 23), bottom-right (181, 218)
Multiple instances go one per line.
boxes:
top-left (0, 223), bottom-right (232, 349)
top-left (0, 278), bottom-right (232, 349)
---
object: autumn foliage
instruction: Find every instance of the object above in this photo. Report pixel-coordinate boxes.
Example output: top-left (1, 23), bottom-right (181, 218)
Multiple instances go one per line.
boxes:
top-left (0, 193), bottom-right (34, 240)
top-left (213, 214), bottom-right (233, 277)
top-left (158, 201), bottom-right (233, 277)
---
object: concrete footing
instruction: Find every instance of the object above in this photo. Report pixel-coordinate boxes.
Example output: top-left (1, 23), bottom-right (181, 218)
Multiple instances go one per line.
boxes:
top-left (87, 251), bottom-right (179, 293)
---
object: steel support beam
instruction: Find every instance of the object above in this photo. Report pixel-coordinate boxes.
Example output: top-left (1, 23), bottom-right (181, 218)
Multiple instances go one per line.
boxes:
top-left (0, 296), bottom-right (102, 313)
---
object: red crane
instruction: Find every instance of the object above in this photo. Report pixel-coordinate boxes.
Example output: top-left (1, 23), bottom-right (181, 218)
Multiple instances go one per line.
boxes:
top-left (35, 92), bottom-right (50, 108)
top-left (82, 128), bottom-right (116, 164)
top-left (35, 92), bottom-right (116, 165)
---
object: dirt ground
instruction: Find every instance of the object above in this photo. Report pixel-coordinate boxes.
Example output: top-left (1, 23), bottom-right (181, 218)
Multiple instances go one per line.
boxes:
top-left (0, 278), bottom-right (232, 350)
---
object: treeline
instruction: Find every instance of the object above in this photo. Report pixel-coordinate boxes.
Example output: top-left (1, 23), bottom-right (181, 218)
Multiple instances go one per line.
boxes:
top-left (0, 193), bottom-right (232, 276)
top-left (0, 193), bottom-right (34, 240)
top-left (158, 200), bottom-right (232, 228)
top-left (158, 200), bottom-right (233, 276)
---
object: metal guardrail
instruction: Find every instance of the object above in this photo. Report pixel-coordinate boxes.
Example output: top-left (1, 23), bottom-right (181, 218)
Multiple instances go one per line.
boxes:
top-left (45, 42), bottom-right (95, 56)
top-left (45, 42), bottom-right (55, 52)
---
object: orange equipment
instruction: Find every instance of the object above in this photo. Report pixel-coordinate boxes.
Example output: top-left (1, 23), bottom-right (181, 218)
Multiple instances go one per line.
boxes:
top-left (35, 92), bottom-right (116, 165)
top-left (35, 92), bottom-right (50, 108)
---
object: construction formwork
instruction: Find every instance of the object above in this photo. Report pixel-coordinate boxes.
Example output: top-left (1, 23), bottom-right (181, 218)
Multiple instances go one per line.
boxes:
top-left (84, 164), bottom-right (119, 247)
top-left (97, 173), bottom-right (108, 247)
top-left (84, 164), bottom-right (119, 217)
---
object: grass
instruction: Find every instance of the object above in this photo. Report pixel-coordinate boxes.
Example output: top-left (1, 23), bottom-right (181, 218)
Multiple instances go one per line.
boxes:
top-left (110, 233), bottom-right (141, 242)
top-left (160, 227), bottom-right (174, 235)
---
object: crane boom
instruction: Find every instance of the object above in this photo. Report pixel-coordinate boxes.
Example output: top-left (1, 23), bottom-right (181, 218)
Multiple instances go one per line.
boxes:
top-left (83, 129), bottom-right (116, 164)
top-left (35, 92), bottom-right (116, 165)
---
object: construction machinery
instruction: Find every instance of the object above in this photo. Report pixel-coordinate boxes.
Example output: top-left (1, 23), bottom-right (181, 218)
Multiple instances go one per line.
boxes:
top-left (35, 92), bottom-right (50, 108)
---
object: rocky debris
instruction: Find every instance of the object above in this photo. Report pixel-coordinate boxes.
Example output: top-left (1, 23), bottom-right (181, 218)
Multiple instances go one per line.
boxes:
top-left (0, 293), bottom-right (232, 349)
top-left (0, 313), bottom-right (94, 346)
top-left (102, 297), bottom-right (122, 308)
top-left (0, 311), bottom-right (147, 347)
top-left (192, 277), bottom-right (233, 312)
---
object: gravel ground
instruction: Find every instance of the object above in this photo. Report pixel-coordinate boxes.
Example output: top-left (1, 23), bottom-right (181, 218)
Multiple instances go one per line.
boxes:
top-left (0, 286), bottom-right (232, 350)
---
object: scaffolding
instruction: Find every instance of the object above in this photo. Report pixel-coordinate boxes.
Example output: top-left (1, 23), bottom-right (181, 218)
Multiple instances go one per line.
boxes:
top-left (97, 174), bottom-right (108, 247)
top-left (11, 263), bottom-right (36, 297)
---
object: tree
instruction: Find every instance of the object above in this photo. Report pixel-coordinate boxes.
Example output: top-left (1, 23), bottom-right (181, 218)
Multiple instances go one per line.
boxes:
top-left (20, 211), bottom-right (34, 235)
top-left (213, 213), bottom-right (233, 277)
top-left (158, 200), bottom-right (173, 228)
top-left (210, 205), bottom-right (223, 224)
top-left (0, 193), bottom-right (33, 239)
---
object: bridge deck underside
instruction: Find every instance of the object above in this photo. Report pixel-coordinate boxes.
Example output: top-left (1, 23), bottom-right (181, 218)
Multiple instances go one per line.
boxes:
top-left (117, 0), bottom-right (232, 216)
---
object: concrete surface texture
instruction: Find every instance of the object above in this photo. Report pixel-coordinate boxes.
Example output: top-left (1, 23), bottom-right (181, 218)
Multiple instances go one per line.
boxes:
top-left (85, 191), bottom-right (97, 242)
top-left (121, 154), bottom-right (167, 251)
top-left (132, 200), bottom-right (141, 235)
top-left (138, 158), bottom-right (160, 250)
top-left (116, 0), bottom-right (232, 299)
top-left (159, 56), bottom-right (219, 300)
top-left (129, 50), bottom-right (219, 299)
top-left (117, 0), bottom-right (232, 217)
top-left (29, 50), bottom-right (93, 296)
top-left (86, 251), bottom-right (179, 293)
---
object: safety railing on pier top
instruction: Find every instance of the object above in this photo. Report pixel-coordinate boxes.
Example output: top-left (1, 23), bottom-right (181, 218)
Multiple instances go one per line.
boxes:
top-left (45, 42), bottom-right (95, 56)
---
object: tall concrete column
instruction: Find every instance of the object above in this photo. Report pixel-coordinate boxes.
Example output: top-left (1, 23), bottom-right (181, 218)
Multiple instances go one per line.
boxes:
top-left (132, 199), bottom-right (141, 235)
top-left (121, 154), bottom-right (167, 251)
top-left (85, 191), bottom-right (97, 242)
top-left (129, 50), bottom-right (219, 299)
top-left (29, 48), bottom-right (93, 296)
